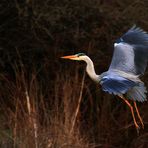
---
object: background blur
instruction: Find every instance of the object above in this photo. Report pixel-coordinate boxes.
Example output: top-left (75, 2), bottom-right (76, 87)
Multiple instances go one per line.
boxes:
top-left (0, 0), bottom-right (148, 147)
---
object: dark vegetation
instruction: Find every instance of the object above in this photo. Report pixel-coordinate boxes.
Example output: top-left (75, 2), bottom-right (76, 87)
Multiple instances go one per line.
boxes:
top-left (0, 0), bottom-right (148, 147)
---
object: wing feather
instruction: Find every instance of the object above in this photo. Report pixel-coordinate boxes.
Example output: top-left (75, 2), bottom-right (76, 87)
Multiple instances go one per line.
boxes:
top-left (101, 75), bottom-right (137, 95)
top-left (126, 82), bottom-right (147, 102)
top-left (109, 25), bottom-right (148, 75)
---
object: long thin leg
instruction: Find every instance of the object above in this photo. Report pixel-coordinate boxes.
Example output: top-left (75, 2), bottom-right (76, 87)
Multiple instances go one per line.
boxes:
top-left (119, 95), bottom-right (140, 132)
top-left (134, 102), bottom-right (144, 129)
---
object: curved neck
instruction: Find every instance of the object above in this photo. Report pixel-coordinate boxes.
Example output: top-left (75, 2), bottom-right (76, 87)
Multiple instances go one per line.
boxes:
top-left (84, 56), bottom-right (100, 82)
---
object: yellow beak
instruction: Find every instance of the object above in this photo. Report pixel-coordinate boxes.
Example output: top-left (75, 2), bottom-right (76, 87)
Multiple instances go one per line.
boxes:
top-left (61, 55), bottom-right (79, 60)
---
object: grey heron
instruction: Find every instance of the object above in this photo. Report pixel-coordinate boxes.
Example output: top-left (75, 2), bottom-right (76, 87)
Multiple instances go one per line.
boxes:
top-left (61, 25), bottom-right (148, 132)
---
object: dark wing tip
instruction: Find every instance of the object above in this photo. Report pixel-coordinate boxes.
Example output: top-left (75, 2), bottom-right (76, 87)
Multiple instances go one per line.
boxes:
top-left (121, 25), bottom-right (148, 46)
top-left (129, 24), bottom-right (147, 34)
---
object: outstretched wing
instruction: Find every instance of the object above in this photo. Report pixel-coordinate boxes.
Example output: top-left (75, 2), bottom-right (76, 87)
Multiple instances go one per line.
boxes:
top-left (109, 25), bottom-right (148, 75)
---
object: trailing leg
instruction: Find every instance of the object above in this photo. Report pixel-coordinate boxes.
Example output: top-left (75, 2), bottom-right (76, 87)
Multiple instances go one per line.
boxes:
top-left (119, 95), bottom-right (140, 133)
top-left (134, 101), bottom-right (144, 129)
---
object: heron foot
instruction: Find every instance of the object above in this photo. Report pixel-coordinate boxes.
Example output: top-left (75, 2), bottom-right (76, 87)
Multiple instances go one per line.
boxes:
top-left (135, 123), bottom-right (140, 135)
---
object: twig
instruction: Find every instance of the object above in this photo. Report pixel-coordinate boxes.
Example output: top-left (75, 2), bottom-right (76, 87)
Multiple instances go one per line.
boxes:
top-left (25, 90), bottom-right (38, 148)
top-left (13, 97), bottom-right (18, 148)
top-left (25, 91), bottom-right (31, 115)
top-left (70, 72), bottom-right (86, 134)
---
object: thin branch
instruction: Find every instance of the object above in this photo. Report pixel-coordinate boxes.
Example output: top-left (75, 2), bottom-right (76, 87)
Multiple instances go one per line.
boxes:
top-left (70, 71), bottom-right (86, 134)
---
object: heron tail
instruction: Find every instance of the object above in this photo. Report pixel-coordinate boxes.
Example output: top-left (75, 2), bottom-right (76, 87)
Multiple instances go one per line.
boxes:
top-left (126, 82), bottom-right (147, 102)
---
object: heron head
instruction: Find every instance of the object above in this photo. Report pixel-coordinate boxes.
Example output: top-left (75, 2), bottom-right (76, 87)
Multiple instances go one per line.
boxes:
top-left (61, 53), bottom-right (86, 61)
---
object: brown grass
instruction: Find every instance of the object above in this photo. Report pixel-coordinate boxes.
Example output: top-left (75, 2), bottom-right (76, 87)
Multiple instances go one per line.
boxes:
top-left (0, 65), bottom-right (94, 147)
top-left (0, 62), bottom-right (147, 148)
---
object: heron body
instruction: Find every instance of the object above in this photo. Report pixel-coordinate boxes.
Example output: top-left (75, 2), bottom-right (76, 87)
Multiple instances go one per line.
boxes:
top-left (100, 70), bottom-right (147, 102)
top-left (61, 26), bottom-right (148, 132)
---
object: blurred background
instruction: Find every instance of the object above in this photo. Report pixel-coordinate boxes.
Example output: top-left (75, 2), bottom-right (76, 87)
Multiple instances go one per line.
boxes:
top-left (0, 0), bottom-right (148, 147)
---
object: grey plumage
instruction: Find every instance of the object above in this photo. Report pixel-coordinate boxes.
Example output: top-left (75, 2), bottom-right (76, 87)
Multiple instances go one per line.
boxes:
top-left (109, 25), bottom-right (148, 75)
top-left (126, 82), bottom-right (147, 102)
top-left (107, 25), bottom-right (148, 102)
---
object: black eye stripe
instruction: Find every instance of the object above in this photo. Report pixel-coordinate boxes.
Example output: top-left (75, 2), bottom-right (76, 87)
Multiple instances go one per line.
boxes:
top-left (77, 53), bottom-right (86, 56)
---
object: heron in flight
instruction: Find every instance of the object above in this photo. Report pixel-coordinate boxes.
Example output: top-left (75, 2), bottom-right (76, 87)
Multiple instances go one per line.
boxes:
top-left (61, 26), bottom-right (148, 132)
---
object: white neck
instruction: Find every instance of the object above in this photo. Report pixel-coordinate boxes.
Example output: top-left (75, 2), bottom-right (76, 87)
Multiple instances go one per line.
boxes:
top-left (83, 56), bottom-right (100, 83)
